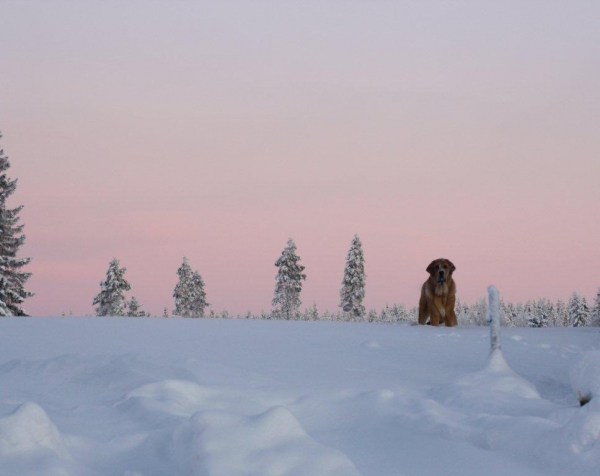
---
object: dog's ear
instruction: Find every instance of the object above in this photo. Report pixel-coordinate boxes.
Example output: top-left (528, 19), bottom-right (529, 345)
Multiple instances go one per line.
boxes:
top-left (426, 260), bottom-right (437, 274)
top-left (447, 260), bottom-right (456, 273)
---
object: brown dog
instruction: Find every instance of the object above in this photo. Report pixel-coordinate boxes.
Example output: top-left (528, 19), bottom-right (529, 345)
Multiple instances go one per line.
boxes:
top-left (418, 258), bottom-right (457, 327)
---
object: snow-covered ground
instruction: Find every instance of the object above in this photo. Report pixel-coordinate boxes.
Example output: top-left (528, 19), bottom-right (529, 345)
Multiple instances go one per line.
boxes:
top-left (0, 317), bottom-right (599, 476)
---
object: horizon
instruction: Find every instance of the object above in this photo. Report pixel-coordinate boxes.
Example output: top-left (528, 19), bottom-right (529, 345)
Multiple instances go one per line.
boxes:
top-left (1, 1), bottom-right (599, 316)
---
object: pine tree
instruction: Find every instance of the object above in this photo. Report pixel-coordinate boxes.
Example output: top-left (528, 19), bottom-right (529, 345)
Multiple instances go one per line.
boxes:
top-left (0, 133), bottom-right (33, 316)
top-left (173, 257), bottom-right (209, 317)
top-left (93, 259), bottom-right (131, 316)
top-left (568, 292), bottom-right (590, 327)
top-left (272, 239), bottom-right (306, 319)
top-left (126, 296), bottom-right (146, 317)
top-left (339, 234), bottom-right (366, 318)
top-left (162, 307), bottom-right (169, 318)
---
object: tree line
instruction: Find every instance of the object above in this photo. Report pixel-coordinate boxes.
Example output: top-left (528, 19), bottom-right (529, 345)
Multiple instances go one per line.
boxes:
top-left (0, 132), bottom-right (598, 327)
top-left (91, 236), bottom-right (600, 327)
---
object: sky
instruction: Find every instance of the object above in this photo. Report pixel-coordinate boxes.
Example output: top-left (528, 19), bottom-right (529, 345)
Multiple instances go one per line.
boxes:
top-left (1, 1), bottom-right (599, 316)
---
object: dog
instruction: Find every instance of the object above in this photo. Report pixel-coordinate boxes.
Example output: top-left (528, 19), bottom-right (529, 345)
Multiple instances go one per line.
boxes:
top-left (418, 258), bottom-right (457, 327)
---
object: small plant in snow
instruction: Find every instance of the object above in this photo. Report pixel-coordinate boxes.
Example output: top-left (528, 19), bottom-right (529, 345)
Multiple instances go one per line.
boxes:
top-left (126, 296), bottom-right (146, 317)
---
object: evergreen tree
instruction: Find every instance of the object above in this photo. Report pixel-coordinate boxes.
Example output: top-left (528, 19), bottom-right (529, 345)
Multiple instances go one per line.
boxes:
top-left (527, 300), bottom-right (549, 328)
top-left (162, 307), bottom-right (169, 318)
top-left (592, 288), bottom-right (600, 327)
top-left (190, 270), bottom-right (209, 317)
top-left (272, 239), bottom-right (306, 319)
top-left (503, 302), bottom-right (517, 327)
top-left (555, 299), bottom-right (568, 327)
top-left (93, 259), bottom-right (131, 316)
top-left (339, 234), bottom-right (366, 318)
top-left (568, 292), bottom-right (590, 327)
top-left (126, 296), bottom-right (146, 317)
top-left (302, 303), bottom-right (320, 321)
top-left (0, 133), bottom-right (33, 316)
top-left (173, 257), bottom-right (209, 317)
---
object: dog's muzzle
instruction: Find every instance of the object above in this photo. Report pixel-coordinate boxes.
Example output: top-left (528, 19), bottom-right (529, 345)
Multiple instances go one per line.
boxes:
top-left (437, 271), bottom-right (446, 284)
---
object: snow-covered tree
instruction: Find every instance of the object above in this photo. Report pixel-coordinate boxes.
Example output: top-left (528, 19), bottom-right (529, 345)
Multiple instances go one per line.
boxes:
top-left (591, 288), bottom-right (600, 327)
top-left (555, 299), bottom-right (568, 327)
top-left (339, 234), bottom-right (366, 318)
top-left (0, 133), bottom-right (33, 316)
top-left (302, 303), bottom-right (320, 321)
top-left (503, 301), bottom-right (517, 327)
top-left (366, 309), bottom-right (378, 323)
top-left (568, 292), bottom-right (590, 327)
top-left (272, 239), bottom-right (306, 319)
top-left (93, 259), bottom-right (131, 316)
top-left (527, 300), bottom-right (549, 328)
top-left (126, 296), bottom-right (146, 317)
top-left (173, 257), bottom-right (209, 318)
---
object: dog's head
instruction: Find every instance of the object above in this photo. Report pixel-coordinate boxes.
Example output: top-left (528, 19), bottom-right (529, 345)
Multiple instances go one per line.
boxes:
top-left (426, 258), bottom-right (456, 285)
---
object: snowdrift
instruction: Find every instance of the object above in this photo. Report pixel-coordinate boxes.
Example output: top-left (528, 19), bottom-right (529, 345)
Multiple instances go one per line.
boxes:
top-left (0, 316), bottom-right (599, 475)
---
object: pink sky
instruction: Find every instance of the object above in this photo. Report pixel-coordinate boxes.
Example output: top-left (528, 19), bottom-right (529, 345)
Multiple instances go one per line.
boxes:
top-left (1, 1), bottom-right (599, 316)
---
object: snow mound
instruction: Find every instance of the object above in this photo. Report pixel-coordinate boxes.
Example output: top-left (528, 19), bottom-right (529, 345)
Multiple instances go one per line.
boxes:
top-left (0, 402), bottom-right (69, 459)
top-left (434, 349), bottom-right (541, 415)
top-left (570, 351), bottom-right (600, 405)
top-left (465, 349), bottom-right (541, 399)
top-left (118, 379), bottom-right (223, 417)
top-left (457, 350), bottom-right (541, 398)
top-left (172, 406), bottom-right (362, 476)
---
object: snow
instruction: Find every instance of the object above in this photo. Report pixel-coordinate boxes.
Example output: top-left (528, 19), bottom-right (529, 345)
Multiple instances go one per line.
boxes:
top-left (0, 317), bottom-right (599, 475)
top-left (571, 351), bottom-right (600, 404)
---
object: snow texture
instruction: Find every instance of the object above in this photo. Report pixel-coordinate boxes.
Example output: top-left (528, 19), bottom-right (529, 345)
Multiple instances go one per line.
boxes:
top-left (1, 316), bottom-right (599, 475)
top-left (571, 351), bottom-right (600, 405)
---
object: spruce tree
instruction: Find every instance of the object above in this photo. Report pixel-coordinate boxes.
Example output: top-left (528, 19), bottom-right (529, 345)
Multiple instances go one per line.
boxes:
top-left (126, 296), bottom-right (146, 317)
top-left (93, 259), bottom-right (131, 316)
top-left (0, 133), bottom-right (33, 316)
top-left (272, 239), bottom-right (306, 319)
top-left (173, 257), bottom-right (209, 317)
top-left (190, 270), bottom-right (209, 317)
top-left (339, 234), bottom-right (366, 318)
top-left (568, 292), bottom-right (590, 327)
top-left (592, 288), bottom-right (600, 327)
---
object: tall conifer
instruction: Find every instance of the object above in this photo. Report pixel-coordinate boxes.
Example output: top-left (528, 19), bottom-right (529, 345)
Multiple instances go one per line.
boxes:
top-left (173, 257), bottom-right (209, 317)
top-left (93, 259), bottom-right (131, 316)
top-left (0, 133), bottom-right (33, 316)
top-left (272, 239), bottom-right (306, 319)
top-left (339, 234), bottom-right (366, 318)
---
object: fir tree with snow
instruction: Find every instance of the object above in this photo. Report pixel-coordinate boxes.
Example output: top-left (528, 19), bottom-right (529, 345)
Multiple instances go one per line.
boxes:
top-left (272, 239), bottom-right (306, 319)
top-left (555, 299), bottom-right (568, 327)
top-left (527, 301), bottom-right (548, 328)
top-left (126, 296), bottom-right (146, 317)
top-left (568, 292), bottom-right (590, 327)
top-left (93, 259), bottom-right (131, 316)
top-left (339, 234), bottom-right (366, 318)
top-left (0, 133), bottom-right (33, 316)
top-left (591, 288), bottom-right (600, 327)
top-left (173, 257), bottom-right (209, 318)
top-left (190, 270), bottom-right (209, 317)
top-left (162, 308), bottom-right (169, 318)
